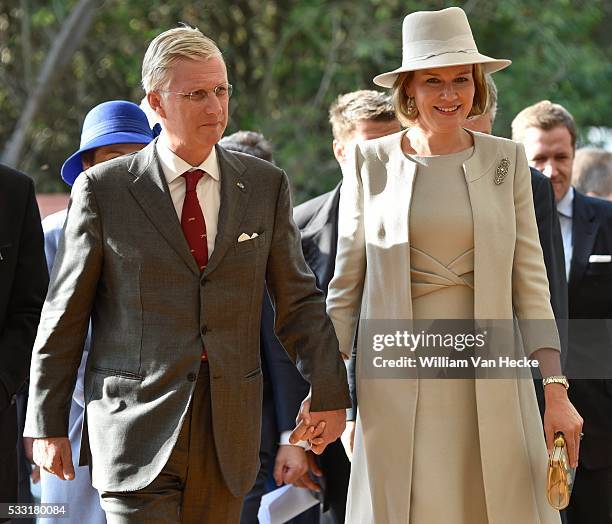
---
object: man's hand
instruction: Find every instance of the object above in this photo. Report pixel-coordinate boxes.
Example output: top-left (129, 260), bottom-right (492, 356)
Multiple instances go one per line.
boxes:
top-left (292, 450), bottom-right (323, 492)
top-left (289, 395), bottom-right (346, 454)
top-left (341, 421), bottom-right (355, 461)
top-left (22, 437), bottom-right (40, 483)
top-left (273, 445), bottom-right (309, 486)
top-left (32, 437), bottom-right (74, 481)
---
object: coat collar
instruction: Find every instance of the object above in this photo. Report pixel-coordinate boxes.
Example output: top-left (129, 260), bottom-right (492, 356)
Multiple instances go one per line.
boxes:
top-left (463, 129), bottom-right (500, 183)
top-left (127, 139), bottom-right (249, 277)
top-left (375, 128), bottom-right (499, 184)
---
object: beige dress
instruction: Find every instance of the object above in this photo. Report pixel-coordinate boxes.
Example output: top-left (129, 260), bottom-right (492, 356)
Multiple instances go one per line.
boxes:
top-left (408, 148), bottom-right (488, 522)
top-left (332, 130), bottom-right (562, 524)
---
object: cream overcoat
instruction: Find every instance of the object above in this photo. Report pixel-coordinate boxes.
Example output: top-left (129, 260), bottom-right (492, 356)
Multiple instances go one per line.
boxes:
top-left (327, 130), bottom-right (562, 524)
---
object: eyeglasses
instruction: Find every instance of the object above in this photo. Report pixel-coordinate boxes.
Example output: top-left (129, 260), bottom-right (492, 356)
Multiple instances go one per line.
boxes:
top-left (160, 83), bottom-right (233, 102)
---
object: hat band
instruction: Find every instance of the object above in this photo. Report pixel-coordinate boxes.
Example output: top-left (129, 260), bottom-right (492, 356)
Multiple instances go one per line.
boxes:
top-left (81, 117), bottom-right (152, 147)
top-left (404, 47), bottom-right (479, 65)
top-left (401, 34), bottom-right (478, 65)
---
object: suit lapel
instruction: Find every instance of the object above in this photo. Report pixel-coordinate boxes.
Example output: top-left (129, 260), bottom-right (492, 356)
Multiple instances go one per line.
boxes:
top-left (569, 191), bottom-right (598, 292)
top-left (299, 184), bottom-right (342, 292)
top-left (128, 140), bottom-right (199, 275)
top-left (300, 183), bottom-right (341, 238)
top-left (203, 145), bottom-right (249, 276)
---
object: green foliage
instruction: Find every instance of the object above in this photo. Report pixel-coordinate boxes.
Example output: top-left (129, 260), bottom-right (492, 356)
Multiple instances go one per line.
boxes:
top-left (0, 0), bottom-right (610, 200)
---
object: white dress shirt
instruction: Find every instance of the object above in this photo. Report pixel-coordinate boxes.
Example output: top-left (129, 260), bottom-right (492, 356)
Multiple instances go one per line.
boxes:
top-left (156, 133), bottom-right (221, 256)
top-left (557, 186), bottom-right (574, 281)
top-left (157, 136), bottom-right (306, 449)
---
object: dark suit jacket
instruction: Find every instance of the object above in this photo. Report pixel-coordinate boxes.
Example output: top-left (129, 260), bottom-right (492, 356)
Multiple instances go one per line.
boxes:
top-left (0, 165), bottom-right (47, 506)
top-left (565, 190), bottom-right (612, 470)
top-left (259, 184), bottom-right (343, 432)
top-left (260, 290), bottom-right (309, 434)
top-left (293, 185), bottom-right (350, 522)
top-left (529, 168), bottom-right (568, 417)
top-left (293, 185), bottom-right (351, 413)
top-left (24, 141), bottom-right (350, 497)
top-left (293, 185), bottom-right (341, 294)
top-left (530, 168), bottom-right (568, 326)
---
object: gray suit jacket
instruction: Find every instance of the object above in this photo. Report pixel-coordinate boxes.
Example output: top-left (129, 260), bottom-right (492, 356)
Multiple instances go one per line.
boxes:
top-left (24, 140), bottom-right (350, 496)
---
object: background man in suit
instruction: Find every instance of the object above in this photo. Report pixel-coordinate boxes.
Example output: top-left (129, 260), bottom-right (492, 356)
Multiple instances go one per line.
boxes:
top-left (25, 26), bottom-right (350, 523)
top-left (512, 100), bottom-right (612, 523)
top-left (217, 131), bottom-right (314, 524)
top-left (39, 100), bottom-right (154, 524)
top-left (573, 148), bottom-right (612, 201)
top-left (0, 165), bottom-right (48, 522)
top-left (292, 91), bottom-right (400, 518)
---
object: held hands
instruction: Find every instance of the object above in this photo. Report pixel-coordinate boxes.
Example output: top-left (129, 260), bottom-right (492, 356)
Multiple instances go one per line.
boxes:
top-left (32, 437), bottom-right (74, 481)
top-left (543, 384), bottom-right (583, 468)
top-left (289, 395), bottom-right (346, 455)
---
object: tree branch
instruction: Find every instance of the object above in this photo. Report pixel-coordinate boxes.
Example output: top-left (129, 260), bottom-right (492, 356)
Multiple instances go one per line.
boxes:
top-left (1, 0), bottom-right (101, 168)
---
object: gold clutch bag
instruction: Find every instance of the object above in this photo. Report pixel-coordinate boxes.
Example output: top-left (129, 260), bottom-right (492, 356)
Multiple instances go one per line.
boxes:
top-left (546, 433), bottom-right (575, 510)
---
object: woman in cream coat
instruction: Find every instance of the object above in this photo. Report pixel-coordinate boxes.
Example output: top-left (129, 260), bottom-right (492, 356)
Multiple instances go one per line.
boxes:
top-left (325, 8), bottom-right (583, 524)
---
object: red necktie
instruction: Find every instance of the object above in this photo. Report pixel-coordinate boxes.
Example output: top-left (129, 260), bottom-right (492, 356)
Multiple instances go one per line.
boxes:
top-left (181, 169), bottom-right (209, 361)
top-left (181, 169), bottom-right (208, 272)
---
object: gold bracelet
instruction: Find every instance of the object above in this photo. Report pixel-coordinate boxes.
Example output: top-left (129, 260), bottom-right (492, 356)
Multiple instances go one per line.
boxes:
top-left (542, 375), bottom-right (569, 390)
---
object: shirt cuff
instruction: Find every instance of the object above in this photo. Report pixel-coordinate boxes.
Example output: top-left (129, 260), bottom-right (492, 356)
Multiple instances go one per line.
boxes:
top-left (279, 430), bottom-right (309, 449)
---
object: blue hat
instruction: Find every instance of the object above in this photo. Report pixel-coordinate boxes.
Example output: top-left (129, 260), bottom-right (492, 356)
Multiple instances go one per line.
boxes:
top-left (61, 100), bottom-right (155, 186)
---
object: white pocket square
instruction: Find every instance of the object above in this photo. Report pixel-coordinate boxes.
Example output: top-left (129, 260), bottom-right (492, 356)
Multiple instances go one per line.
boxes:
top-left (238, 232), bottom-right (259, 243)
top-left (589, 255), bottom-right (612, 263)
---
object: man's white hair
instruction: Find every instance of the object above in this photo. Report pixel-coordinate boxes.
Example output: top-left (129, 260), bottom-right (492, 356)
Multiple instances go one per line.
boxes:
top-left (141, 26), bottom-right (223, 93)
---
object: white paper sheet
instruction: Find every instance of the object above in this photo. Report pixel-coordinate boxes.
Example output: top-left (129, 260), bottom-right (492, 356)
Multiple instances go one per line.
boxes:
top-left (257, 485), bottom-right (319, 524)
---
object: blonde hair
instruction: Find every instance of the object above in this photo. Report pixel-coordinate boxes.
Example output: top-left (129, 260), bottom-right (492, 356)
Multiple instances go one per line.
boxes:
top-left (392, 64), bottom-right (489, 127)
top-left (142, 26), bottom-right (223, 93)
top-left (329, 90), bottom-right (396, 142)
top-left (511, 100), bottom-right (577, 150)
top-left (573, 148), bottom-right (612, 196)
top-left (483, 74), bottom-right (498, 121)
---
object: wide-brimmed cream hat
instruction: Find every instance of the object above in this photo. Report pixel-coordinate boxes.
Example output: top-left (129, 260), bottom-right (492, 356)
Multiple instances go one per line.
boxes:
top-left (374, 7), bottom-right (511, 88)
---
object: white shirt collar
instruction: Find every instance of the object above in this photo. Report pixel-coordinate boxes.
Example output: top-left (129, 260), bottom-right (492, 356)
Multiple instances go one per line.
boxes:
top-left (156, 132), bottom-right (220, 184)
top-left (557, 186), bottom-right (574, 219)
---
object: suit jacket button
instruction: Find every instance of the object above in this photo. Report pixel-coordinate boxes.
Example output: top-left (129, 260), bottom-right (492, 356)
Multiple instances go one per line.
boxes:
top-left (201, 326), bottom-right (208, 335)
top-left (187, 372), bottom-right (196, 382)
top-left (200, 277), bottom-right (208, 286)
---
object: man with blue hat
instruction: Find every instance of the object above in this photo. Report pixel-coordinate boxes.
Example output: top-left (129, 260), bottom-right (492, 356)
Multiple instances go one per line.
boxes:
top-left (36, 99), bottom-right (154, 524)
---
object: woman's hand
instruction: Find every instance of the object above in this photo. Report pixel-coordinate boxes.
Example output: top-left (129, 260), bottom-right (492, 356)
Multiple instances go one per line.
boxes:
top-left (543, 384), bottom-right (583, 468)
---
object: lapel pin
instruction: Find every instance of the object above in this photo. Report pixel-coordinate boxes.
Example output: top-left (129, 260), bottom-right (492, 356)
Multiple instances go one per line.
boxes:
top-left (236, 181), bottom-right (246, 192)
top-left (494, 158), bottom-right (510, 185)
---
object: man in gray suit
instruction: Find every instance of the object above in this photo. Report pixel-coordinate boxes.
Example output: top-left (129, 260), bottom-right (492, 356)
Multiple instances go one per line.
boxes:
top-left (24, 26), bottom-right (350, 523)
